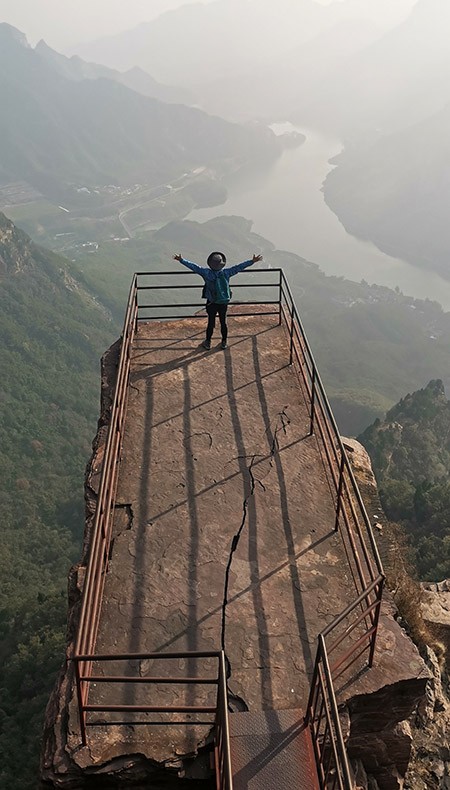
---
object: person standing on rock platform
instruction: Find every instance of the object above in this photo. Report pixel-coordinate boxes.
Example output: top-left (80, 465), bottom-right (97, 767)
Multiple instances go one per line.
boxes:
top-left (173, 251), bottom-right (263, 349)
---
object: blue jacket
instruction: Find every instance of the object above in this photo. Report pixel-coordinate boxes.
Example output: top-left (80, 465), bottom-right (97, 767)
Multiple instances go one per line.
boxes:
top-left (179, 257), bottom-right (254, 303)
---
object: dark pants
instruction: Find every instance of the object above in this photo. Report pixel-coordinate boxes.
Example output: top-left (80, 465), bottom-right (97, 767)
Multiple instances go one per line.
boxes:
top-left (206, 302), bottom-right (228, 342)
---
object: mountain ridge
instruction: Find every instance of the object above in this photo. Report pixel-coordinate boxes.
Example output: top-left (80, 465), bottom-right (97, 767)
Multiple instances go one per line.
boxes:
top-left (0, 24), bottom-right (279, 202)
top-left (34, 38), bottom-right (193, 105)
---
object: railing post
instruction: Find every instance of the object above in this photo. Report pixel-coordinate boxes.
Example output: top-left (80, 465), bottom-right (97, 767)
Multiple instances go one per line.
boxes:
top-left (309, 367), bottom-right (316, 436)
top-left (320, 635), bottom-right (353, 790)
top-left (368, 577), bottom-right (384, 667)
top-left (334, 452), bottom-right (345, 532)
top-left (289, 302), bottom-right (295, 364)
top-left (305, 642), bottom-right (322, 727)
top-left (278, 270), bottom-right (282, 325)
top-left (218, 651), bottom-right (233, 790)
top-left (74, 658), bottom-right (88, 746)
top-left (134, 277), bottom-right (139, 333)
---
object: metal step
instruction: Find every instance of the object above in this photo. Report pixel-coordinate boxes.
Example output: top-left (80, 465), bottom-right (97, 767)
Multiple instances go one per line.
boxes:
top-left (228, 709), bottom-right (319, 790)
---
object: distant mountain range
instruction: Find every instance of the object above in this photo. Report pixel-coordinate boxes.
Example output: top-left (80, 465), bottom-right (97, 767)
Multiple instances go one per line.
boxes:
top-left (0, 24), bottom-right (279, 201)
top-left (72, 0), bottom-right (330, 86)
top-left (72, 0), bottom-right (414, 92)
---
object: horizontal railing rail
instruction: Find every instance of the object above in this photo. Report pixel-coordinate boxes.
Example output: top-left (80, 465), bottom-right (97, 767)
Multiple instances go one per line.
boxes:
top-left (72, 267), bottom-right (384, 789)
top-left (134, 268), bottom-right (282, 321)
top-left (73, 650), bottom-right (233, 788)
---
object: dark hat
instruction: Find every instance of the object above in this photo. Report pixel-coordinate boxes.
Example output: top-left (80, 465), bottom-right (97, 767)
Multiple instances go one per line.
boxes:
top-left (207, 251), bottom-right (226, 271)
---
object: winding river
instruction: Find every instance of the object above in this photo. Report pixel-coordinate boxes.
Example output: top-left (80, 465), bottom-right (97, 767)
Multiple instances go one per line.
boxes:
top-left (188, 125), bottom-right (450, 311)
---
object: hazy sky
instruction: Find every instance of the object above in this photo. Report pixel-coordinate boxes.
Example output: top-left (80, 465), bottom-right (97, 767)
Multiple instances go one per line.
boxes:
top-left (0, 0), bottom-right (337, 50)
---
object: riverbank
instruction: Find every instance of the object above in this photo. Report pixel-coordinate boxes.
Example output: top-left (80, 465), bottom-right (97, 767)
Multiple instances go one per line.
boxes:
top-left (187, 126), bottom-right (450, 310)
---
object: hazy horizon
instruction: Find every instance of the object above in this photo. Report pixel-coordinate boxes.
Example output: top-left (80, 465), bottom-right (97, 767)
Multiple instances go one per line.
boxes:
top-left (0, 0), bottom-right (217, 50)
top-left (0, 0), bottom-right (415, 52)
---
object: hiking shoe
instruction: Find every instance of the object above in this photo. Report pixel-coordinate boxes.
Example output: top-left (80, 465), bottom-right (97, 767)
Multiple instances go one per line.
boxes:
top-left (202, 339), bottom-right (211, 350)
top-left (221, 340), bottom-right (228, 349)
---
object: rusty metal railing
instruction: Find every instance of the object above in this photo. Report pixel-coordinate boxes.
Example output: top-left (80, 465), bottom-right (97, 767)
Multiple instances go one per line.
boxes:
top-left (279, 276), bottom-right (384, 668)
top-left (74, 275), bottom-right (138, 743)
top-left (73, 649), bottom-right (233, 789)
top-left (72, 267), bottom-right (384, 788)
top-left (134, 268), bottom-right (281, 321)
top-left (305, 635), bottom-right (352, 790)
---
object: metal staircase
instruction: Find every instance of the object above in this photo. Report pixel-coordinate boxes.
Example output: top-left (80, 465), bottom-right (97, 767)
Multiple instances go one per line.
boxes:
top-left (228, 709), bottom-right (319, 790)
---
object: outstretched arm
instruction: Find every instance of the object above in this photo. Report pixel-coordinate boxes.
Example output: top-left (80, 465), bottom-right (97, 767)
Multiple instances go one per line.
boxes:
top-left (226, 253), bottom-right (263, 277)
top-left (173, 253), bottom-right (206, 275)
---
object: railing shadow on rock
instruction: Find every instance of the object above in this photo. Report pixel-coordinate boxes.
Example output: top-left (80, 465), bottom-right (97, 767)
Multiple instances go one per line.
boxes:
top-left (72, 268), bottom-right (384, 790)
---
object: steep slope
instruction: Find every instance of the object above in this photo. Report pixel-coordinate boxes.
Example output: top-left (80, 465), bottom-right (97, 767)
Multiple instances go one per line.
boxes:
top-left (0, 24), bottom-right (279, 200)
top-left (324, 99), bottom-right (450, 281)
top-left (0, 211), bottom-right (115, 789)
top-left (359, 380), bottom-right (450, 579)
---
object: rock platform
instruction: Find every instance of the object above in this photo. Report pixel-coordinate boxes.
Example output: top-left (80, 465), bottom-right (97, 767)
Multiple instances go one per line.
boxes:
top-left (42, 313), bottom-right (428, 788)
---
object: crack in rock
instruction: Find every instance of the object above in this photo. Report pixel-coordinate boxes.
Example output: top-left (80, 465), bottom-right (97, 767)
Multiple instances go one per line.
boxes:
top-left (218, 409), bottom-right (291, 710)
top-left (268, 407), bottom-right (291, 455)
top-left (220, 454), bottom-right (257, 653)
top-left (184, 431), bottom-right (213, 451)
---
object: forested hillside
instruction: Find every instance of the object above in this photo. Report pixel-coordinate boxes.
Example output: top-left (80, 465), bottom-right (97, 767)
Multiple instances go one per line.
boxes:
top-left (359, 380), bottom-right (450, 579)
top-left (0, 213), bottom-right (116, 789)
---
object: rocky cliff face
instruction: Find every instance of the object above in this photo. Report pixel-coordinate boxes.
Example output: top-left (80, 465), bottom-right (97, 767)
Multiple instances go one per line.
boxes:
top-left (345, 438), bottom-right (450, 790)
top-left (421, 581), bottom-right (450, 658)
top-left (0, 211), bottom-right (34, 274)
